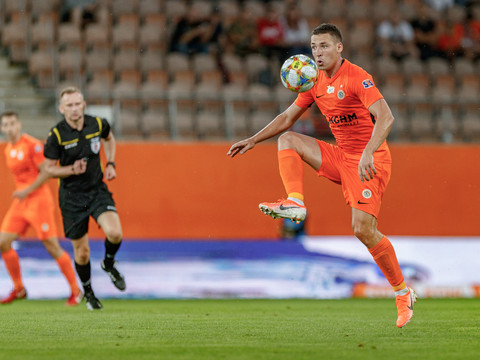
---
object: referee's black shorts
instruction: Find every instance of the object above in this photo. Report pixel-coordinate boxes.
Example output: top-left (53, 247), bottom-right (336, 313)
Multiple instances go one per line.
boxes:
top-left (59, 182), bottom-right (117, 240)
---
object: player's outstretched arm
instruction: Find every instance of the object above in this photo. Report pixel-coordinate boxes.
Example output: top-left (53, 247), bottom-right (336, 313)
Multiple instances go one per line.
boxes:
top-left (227, 103), bottom-right (306, 158)
top-left (358, 99), bottom-right (394, 182)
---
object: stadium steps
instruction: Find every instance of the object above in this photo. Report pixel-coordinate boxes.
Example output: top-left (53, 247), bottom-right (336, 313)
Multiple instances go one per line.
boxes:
top-left (0, 55), bottom-right (57, 140)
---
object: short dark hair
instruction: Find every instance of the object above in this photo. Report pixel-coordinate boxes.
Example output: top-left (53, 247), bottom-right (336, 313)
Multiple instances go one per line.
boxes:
top-left (312, 23), bottom-right (343, 43)
top-left (0, 111), bottom-right (19, 120)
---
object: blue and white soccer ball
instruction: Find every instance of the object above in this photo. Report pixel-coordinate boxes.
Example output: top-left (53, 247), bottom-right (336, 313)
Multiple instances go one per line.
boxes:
top-left (280, 54), bottom-right (318, 93)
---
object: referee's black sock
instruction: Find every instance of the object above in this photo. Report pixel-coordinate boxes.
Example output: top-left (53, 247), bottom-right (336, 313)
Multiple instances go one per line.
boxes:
top-left (104, 238), bottom-right (122, 268)
top-left (75, 261), bottom-right (93, 294)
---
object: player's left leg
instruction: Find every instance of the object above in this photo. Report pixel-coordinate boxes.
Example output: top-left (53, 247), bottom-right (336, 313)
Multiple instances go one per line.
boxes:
top-left (97, 211), bottom-right (126, 291)
top-left (352, 208), bottom-right (417, 327)
top-left (0, 232), bottom-right (27, 304)
top-left (42, 237), bottom-right (82, 306)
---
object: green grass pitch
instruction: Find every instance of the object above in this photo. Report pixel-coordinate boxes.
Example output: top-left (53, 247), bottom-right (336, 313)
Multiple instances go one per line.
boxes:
top-left (0, 298), bottom-right (478, 360)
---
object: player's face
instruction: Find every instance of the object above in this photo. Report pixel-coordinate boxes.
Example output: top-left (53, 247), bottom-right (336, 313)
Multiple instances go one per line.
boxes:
top-left (311, 33), bottom-right (343, 73)
top-left (0, 115), bottom-right (21, 141)
top-left (59, 92), bottom-right (86, 123)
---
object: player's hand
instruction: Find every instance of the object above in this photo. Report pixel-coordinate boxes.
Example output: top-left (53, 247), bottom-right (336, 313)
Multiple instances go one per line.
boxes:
top-left (72, 158), bottom-right (87, 175)
top-left (104, 165), bottom-right (116, 181)
top-left (227, 139), bottom-right (255, 158)
top-left (358, 151), bottom-right (376, 182)
top-left (12, 189), bottom-right (29, 200)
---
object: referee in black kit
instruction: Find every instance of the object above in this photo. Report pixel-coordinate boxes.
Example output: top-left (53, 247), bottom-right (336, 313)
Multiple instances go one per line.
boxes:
top-left (43, 87), bottom-right (125, 310)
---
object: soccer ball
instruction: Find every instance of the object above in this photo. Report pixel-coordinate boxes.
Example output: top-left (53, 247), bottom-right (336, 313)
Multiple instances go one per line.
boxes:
top-left (280, 54), bottom-right (318, 93)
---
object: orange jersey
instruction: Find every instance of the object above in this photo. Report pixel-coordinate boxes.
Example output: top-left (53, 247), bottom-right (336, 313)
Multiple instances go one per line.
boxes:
top-left (295, 59), bottom-right (389, 159)
top-left (4, 134), bottom-right (45, 190)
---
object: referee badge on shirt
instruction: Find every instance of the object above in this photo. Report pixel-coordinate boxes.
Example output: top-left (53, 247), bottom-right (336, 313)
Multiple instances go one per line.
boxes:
top-left (90, 137), bottom-right (101, 154)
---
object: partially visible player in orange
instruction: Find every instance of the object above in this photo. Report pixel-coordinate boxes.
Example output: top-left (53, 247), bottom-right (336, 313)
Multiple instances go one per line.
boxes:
top-left (0, 111), bottom-right (82, 305)
top-left (228, 24), bottom-right (417, 328)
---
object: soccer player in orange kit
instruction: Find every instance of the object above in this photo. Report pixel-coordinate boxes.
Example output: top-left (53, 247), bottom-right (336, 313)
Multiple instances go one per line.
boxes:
top-left (0, 111), bottom-right (81, 305)
top-left (227, 24), bottom-right (417, 328)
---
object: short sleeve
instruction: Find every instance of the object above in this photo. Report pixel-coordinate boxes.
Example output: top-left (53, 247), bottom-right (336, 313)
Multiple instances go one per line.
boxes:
top-left (351, 70), bottom-right (383, 110)
top-left (44, 128), bottom-right (61, 160)
top-left (100, 117), bottom-right (111, 139)
top-left (30, 138), bottom-right (45, 167)
top-left (294, 88), bottom-right (315, 109)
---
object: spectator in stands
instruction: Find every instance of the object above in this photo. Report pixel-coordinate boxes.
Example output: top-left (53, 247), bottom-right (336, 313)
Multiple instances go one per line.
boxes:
top-left (257, 4), bottom-right (287, 61)
top-left (60, 0), bottom-right (98, 29)
top-left (224, 6), bottom-right (259, 57)
top-left (435, 18), bottom-right (465, 60)
top-left (377, 12), bottom-right (418, 61)
top-left (170, 6), bottom-right (223, 55)
top-left (425, 0), bottom-right (455, 11)
top-left (281, 5), bottom-right (311, 57)
top-left (411, 3), bottom-right (441, 61)
top-left (459, 10), bottom-right (480, 61)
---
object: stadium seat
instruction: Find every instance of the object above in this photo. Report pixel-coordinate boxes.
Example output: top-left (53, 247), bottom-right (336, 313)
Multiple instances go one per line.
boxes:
top-left (84, 23), bottom-right (111, 48)
top-left (457, 75), bottom-right (480, 106)
top-left (139, 14), bottom-right (166, 49)
top-left (85, 44), bottom-right (112, 73)
top-left (431, 74), bottom-right (457, 105)
top-left (56, 23), bottom-right (83, 49)
top-left (165, 52), bottom-right (190, 78)
top-left (30, 13), bottom-right (56, 49)
top-left (111, 0), bottom-right (139, 19)
top-left (453, 58), bottom-right (476, 79)
top-left (2, 12), bottom-right (30, 63)
top-left (139, 0), bottom-right (163, 18)
top-left (426, 58), bottom-right (450, 77)
top-left (30, 0), bottom-right (60, 19)
top-left (346, 0), bottom-right (372, 21)
top-left (113, 45), bottom-right (140, 74)
top-left (141, 107), bottom-right (169, 139)
top-left (461, 105), bottom-right (480, 141)
top-left (112, 14), bottom-right (139, 47)
top-left (409, 103), bottom-right (437, 141)
top-left (164, 0), bottom-right (188, 19)
top-left (192, 53), bottom-right (219, 78)
top-left (28, 45), bottom-right (55, 88)
top-left (401, 57), bottom-right (425, 77)
top-left (112, 69), bottom-right (141, 100)
top-left (84, 69), bottom-right (114, 104)
top-left (57, 47), bottom-right (84, 83)
top-left (405, 73), bottom-right (430, 104)
top-left (245, 53), bottom-right (269, 83)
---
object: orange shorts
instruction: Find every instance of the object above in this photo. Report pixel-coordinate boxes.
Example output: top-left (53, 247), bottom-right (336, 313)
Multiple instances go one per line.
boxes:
top-left (0, 185), bottom-right (58, 240)
top-left (316, 140), bottom-right (392, 218)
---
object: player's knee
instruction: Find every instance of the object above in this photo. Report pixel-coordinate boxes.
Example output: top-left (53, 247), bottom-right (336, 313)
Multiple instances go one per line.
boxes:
top-left (106, 229), bottom-right (122, 243)
top-left (352, 223), bottom-right (376, 246)
top-left (278, 131), bottom-right (298, 149)
top-left (74, 246), bottom-right (90, 263)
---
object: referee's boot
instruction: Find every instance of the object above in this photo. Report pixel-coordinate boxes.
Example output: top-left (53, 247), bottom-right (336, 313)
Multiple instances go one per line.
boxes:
top-left (84, 291), bottom-right (103, 311)
top-left (101, 260), bottom-right (126, 291)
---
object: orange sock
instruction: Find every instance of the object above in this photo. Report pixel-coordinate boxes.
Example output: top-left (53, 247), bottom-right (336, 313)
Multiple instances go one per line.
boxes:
top-left (55, 251), bottom-right (80, 294)
top-left (278, 149), bottom-right (304, 201)
top-left (368, 236), bottom-right (406, 292)
top-left (2, 249), bottom-right (24, 291)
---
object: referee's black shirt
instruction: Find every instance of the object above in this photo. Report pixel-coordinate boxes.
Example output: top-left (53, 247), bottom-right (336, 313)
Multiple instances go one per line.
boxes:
top-left (44, 115), bottom-right (111, 191)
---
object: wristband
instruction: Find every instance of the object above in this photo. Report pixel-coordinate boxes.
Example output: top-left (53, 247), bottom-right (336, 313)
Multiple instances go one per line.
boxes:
top-left (106, 161), bottom-right (116, 169)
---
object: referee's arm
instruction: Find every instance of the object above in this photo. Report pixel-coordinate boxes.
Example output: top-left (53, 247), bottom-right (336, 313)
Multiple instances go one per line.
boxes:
top-left (44, 157), bottom-right (86, 178)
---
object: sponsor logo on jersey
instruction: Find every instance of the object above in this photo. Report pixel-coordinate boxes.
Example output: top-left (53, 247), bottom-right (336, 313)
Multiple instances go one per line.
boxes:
top-left (327, 112), bottom-right (358, 125)
top-left (65, 142), bottom-right (77, 149)
top-left (362, 79), bottom-right (374, 89)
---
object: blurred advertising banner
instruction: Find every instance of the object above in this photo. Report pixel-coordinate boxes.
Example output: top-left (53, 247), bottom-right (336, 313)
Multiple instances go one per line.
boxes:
top-left (1, 237), bottom-right (478, 300)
